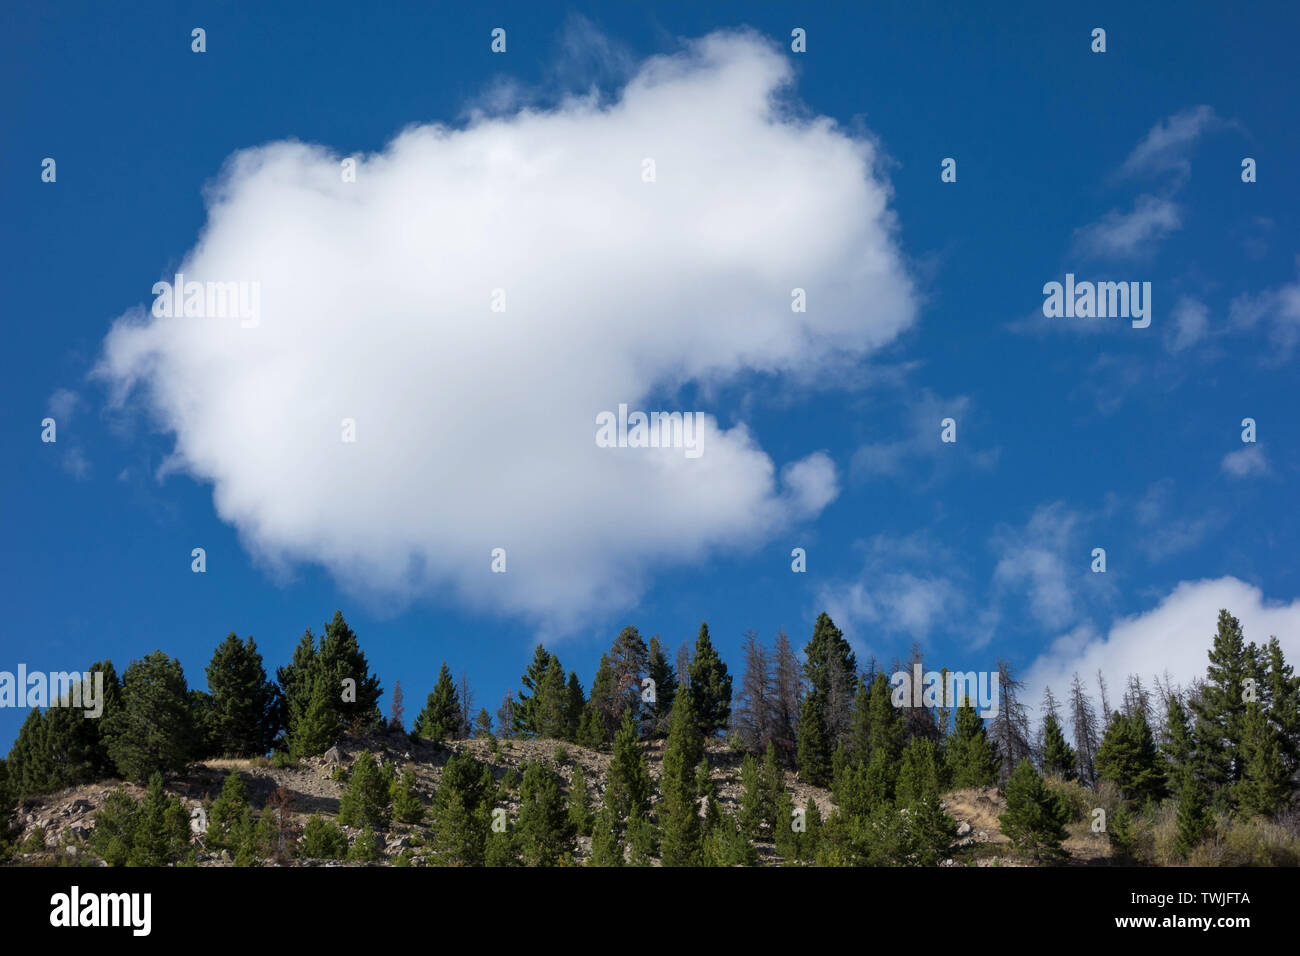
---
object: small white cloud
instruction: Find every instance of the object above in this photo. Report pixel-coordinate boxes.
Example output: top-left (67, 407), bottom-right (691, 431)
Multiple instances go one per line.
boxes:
top-left (1165, 296), bottom-right (1210, 352)
top-left (1221, 444), bottom-right (1271, 479)
top-left (62, 447), bottom-right (91, 481)
top-left (1118, 105), bottom-right (1223, 180)
top-left (1229, 264), bottom-right (1300, 362)
top-left (1072, 194), bottom-right (1181, 260)
top-left (47, 388), bottom-right (81, 423)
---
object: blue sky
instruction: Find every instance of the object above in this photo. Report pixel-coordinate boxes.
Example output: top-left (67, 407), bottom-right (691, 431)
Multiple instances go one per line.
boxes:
top-left (3, 0), bottom-right (1299, 750)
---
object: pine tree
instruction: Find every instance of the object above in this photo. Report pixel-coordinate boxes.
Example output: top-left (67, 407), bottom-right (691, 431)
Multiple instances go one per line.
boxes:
top-left (1263, 636), bottom-right (1300, 776)
top-left (532, 657), bottom-right (569, 740)
top-left (1161, 694), bottom-right (1197, 801)
top-left (89, 788), bottom-right (141, 866)
top-left (604, 710), bottom-right (651, 830)
top-left (206, 770), bottom-right (250, 853)
top-left (1040, 713), bottom-right (1077, 780)
top-left (391, 768), bottom-right (424, 824)
top-left (576, 700), bottom-right (606, 750)
top-left (564, 671), bottom-right (586, 742)
top-left (473, 708), bottom-right (494, 739)
top-left (999, 759), bottom-right (1068, 861)
top-left (1190, 609), bottom-right (1251, 797)
top-left (737, 753), bottom-right (763, 842)
top-left (348, 824), bottom-right (381, 862)
top-left (130, 773), bottom-right (194, 866)
top-left (659, 692), bottom-right (705, 866)
top-left (1237, 701), bottom-right (1290, 817)
top-left (275, 630), bottom-right (319, 749)
top-left (414, 662), bottom-right (460, 743)
top-left (587, 653), bottom-right (618, 740)
top-left (1108, 804), bottom-right (1136, 862)
top-left (514, 644), bottom-right (558, 737)
top-left (289, 672), bottom-right (341, 759)
top-left (849, 676), bottom-right (873, 762)
top-left (516, 759), bottom-right (573, 865)
top-left (204, 634), bottom-right (278, 757)
top-left (429, 752), bottom-right (495, 865)
top-left (688, 623), bottom-right (732, 737)
top-left (104, 651), bottom-right (200, 782)
top-left (797, 693), bottom-right (831, 787)
top-left (1096, 710), bottom-right (1167, 805)
top-left (338, 751), bottom-right (392, 830)
top-left (300, 813), bottom-right (348, 859)
top-left (896, 737), bottom-right (944, 806)
top-left (1175, 777), bottom-right (1212, 858)
top-left (644, 636), bottom-right (678, 738)
top-left (588, 802), bottom-right (623, 867)
top-left (316, 611), bottom-right (383, 730)
top-left (759, 742), bottom-right (785, 835)
top-left (7, 710), bottom-right (56, 797)
top-left (608, 626), bottom-right (650, 725)
top-left (947, 700), bottom-right (999, 788)
top-left (867, 670), bottom-right (905, 768)
top-left (567, 763), bottom-right (593, 837)
top-left (804, 612), bottom-right (856, 706)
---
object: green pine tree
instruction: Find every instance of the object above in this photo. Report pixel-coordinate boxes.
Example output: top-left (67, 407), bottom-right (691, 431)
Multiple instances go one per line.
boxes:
top-left (947, 700), bottom-right (999, 788)
top-left (1040, 713), bottom-right (1077, 780)
top-left (338, 751), bottom-right (392, 830)
top-left (658, 692), bottom-right (704, 866)
top-left (1175, 777), bottom-right (1212, 858)
top-left (999, 759), bottom-right (1068, 862)
top-left (1189, 609), bottom-right (1251, 797)
top-left (516, 759), bottom-right (573, 865)
top-left (429, 752), bottom-right (494, 865)
top-left (797, 693), bottom-right (831, 787)
top-left (289, 672), bottom-right (341, 759)
top-left (1161, 694), bottom-right (1197, 802)
top-left (413, 662), bottom-right (461, 743)
top-left (103, 651), bottom-right (200, 782)
top-left (316, 611), bottom-right (383, 730)
top-left (391, 768), bottom-right (424, 824)
top-left (568, 762), bottom-right (593, 837)
top-left (604, 710), bottom-right (651, 831)
top-left (1237, 701), bottom-right (1290, 817)
top-left (129, 773), bottom-right (194, 866)
top-left (588, 802), bottom-right (623, 866)
top-left (688, 623), bottom-right (732, 737)
top-left (1096, 710), bottom-right (1167, 805)
top-left (300, 813), bottom-right (348, 859)
top-left (204, 634), bottom-right (277, 757)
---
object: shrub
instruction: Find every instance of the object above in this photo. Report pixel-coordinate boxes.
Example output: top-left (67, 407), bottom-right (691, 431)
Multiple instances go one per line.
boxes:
top-left (348, 824), bottom-right (381, 862)
top-left (338, 751), bottom-right (392, 831)
top-left (391, 768), bottom-right (424, 824)
top-left (553, 745), bottom-right (569, 765)
top-left (300, 813), bottom-right (348, 859)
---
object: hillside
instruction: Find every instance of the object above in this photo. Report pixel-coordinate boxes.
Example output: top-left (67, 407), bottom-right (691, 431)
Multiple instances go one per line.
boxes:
top-left (7, 727), bottom-right (1113, 867)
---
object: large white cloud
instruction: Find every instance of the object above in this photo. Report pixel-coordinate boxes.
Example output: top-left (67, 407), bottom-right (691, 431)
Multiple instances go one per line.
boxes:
top-left (1025, 577), bottom-right (1300, 717)
top-left (96, 31), bottom-right (916, 626)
